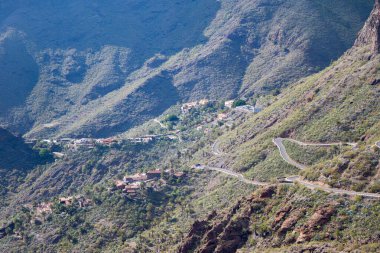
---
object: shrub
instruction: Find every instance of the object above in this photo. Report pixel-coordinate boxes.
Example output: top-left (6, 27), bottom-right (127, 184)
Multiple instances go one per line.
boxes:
top-left (369, 182), bottom-right (380, 193)
top-left (232, 99), bottom-right (246, 108)
top-left (165, 114), bottom-right (179, 122)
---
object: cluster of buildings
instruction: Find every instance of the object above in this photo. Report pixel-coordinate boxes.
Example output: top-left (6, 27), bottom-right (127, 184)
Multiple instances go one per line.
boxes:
top-left (126, 134), bottom-right (178, 144)
top-left (224, 100), bottom-right (261, 113)
top-left (31, 195), bottom-right (92, 217)
top-left (126, 135), bottom-right (158, 144)
top-left (35, 202), bottom-right (53, 216)
top-left (234, 105), bottom-right (261, 113)
top-left (25, 137), bottom-right (119, 148)
top-left (58, 195), bottom-right (92, 208)
top-left (26, 134), bottom-right (179, 151)
top-left (68, 138), bottom-right (120, 149)
top-left (181, 99), bottom-right (210, 114)
top-left (114, 169), bottom-right (185, 197)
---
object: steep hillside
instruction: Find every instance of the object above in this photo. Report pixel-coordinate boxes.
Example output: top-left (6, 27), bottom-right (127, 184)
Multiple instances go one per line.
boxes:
top-left (0, 0), bottom-right (373, 137)
top-left (174, 2), bottom-right (380, 251)
top-left (204, 0), bottom-right (380, 191)
top-left (0, 127), bottom-right (41, 195)
top-left (0, 1), bottom-right (379, 252)
top-left (0, 128), bottom-right (39, 171)
top-left (179, 185), bottom-right (380, 253)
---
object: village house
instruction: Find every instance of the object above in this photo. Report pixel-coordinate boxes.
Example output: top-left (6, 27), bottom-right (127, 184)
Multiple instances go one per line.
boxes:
top-left (224, 100), bottom-right (234, 108)
top-left (146, 170), bottom-right (162, 179)
top-left (60, 138), bottom-right (73, 143)
top-left (234, 105), bottom-right (259, 113)
top-left (173, 172), bottom-right (185, 179)
top-left (166, 135), bottom-right (178, 140)
top-left (181, 99), bottom-right (210, 114)
top-left (123, 173), bottom-right (148, 183)
top-left (123, 184), bottom-right (140, 192)
top-left (96, 138), bottom-right (116, 145)
top-left (36, 202), bottom-right (53, 215)
top-left (116, 169), bottom-right (185, 197)
top-left (74, 138), bottom-right (95, 148)
top-left (127, 136), bottom-right (155, 144)
top-left (115, 180), bottom-right (126, 189)
top-left (217, 113), bottom-right (228, 121)
top-left (59, 196), bottom-right (92, 207)
top-left (41, 139), bottom-right (53, 144)
top-left (59, 197), bottom-right (74, 206)
top-left (199, 99), bottom-right (209, 106)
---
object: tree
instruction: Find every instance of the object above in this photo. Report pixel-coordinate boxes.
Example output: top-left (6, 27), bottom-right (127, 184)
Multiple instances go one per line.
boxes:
top-left (146, 203), bottom-right (155, 220)
top-left (232, 99), bottom-right (246, 108)
top-left (165, 114), bottom-right (179, 122)
top-left (38, 148), bottom-right (50, 159)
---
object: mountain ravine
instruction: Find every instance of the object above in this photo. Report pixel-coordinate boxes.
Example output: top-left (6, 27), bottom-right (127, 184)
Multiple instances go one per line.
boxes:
top-left (0, 0), bottom-right (373, 138)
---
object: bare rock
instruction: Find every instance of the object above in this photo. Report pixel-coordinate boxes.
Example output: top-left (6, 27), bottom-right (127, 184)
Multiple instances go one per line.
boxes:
top-left (297, 204), bottom-right (336, 243)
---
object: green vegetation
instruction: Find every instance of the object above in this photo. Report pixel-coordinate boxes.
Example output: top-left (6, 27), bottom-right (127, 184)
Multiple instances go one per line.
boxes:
top-left (301, 147), bottom-right (380, 193)
top-left (165, 114), bottom-right (179, 122)
top-left (0, 2), bottom-right (379, 252)
top-left (232, 99), bottom-right (247, 108)
top-left (282, 140), bottom-right (345, 166)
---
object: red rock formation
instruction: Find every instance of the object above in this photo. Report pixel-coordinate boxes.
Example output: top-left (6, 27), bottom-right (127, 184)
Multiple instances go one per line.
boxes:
top-left (296, 204), bottom-right (337, 243)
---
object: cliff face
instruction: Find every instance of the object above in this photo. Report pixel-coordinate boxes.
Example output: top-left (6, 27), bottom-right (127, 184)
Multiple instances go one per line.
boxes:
top-left (177, 186), bottom-right (362, 253)
top-left (354, 0), bottom-right (380, 54)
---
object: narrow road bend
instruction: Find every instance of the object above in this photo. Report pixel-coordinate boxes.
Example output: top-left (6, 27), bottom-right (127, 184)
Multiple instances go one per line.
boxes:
top-left (273, 138), bottom-right (380, 199)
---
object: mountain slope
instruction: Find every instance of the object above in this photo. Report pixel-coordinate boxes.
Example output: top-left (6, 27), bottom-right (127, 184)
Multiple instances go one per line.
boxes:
top-left (0, 128), bottom-right (39, 170)
top-left (0, 0), bottom-right (373, 137)
top-left (175, 2), bottom-right (380, 251)
top-left (0, 127), bottom-right (41, 195)
top-left (204, 0), bottom-right (380, 195)
top-left (0, 2), bottom-right (379, 251)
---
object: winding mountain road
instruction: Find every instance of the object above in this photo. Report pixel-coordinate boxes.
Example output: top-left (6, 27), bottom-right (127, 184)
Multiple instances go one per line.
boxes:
top-left (282, 138), bottom-right (357, 147)
top-left (202, 164), bottom-right (380, 198)
top-left (273, 138), bottom-right (357, 170)
top-left (272, 138), bottom-right (307, 170)
top-left (273, 138), bottom-right (380, 199)
top-left (202, 138), bottom-right (380, 198)
top-left (211, 140), bottom-right (225, 156)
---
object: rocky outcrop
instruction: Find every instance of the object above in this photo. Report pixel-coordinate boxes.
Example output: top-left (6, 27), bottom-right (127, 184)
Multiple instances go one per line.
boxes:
top-left (258, 185), bottom-right (277, 199)
top-left (278, 209), bottom-right (305, 235)
top-left (296, 204), bottom-right (337, 243)
top-left (179, 194), bottom-right (269, 253)
top-left (178, 186), bottom-right (343, 253)
top-left (179, 187), bottom-right (280, 253)
top-left (354, 0), bottom-right (380, 54)
top-left (179, 220), bottom-right (211, 253)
